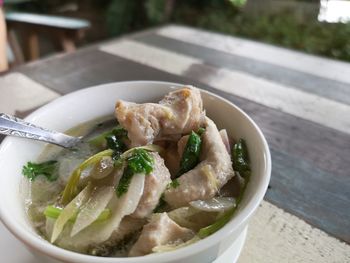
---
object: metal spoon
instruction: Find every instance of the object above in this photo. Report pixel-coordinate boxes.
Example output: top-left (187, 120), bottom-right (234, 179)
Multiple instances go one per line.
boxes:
top-left (0, 113), bottom-right (82, 148)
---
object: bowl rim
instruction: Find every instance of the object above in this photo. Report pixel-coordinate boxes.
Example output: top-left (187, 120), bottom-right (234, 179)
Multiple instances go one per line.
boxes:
top-left (0, 80), bottom-right (271, 262)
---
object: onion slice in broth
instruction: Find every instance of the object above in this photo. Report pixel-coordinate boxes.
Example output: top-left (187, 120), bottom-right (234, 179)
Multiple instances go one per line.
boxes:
top-left (83, 173), bottom-right (145, 244)
top-left (51, 184), bottom-right (93, 243)
top-left (71, 186), bottom-right (114, 236)
top-left (190, 197), bottom-right (236, 212)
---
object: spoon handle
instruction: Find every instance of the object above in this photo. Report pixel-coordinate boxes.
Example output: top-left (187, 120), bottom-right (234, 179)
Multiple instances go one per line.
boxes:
top-left (0, 113), bottom-right (81, 148)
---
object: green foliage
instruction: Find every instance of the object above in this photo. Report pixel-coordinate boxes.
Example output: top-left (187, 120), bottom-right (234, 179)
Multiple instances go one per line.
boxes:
top-left (106, 0), bottom-right (139, 36)
top-left (14, 0), bottom-right (349, 61)
top-left (228, 0), bottom-right (247, 8)
top-left (145, 0), bottom-right (167, 24)
top-left (172, 5), bottom-right (350, 62)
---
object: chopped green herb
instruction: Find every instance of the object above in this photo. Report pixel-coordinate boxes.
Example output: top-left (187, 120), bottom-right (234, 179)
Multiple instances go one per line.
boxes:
top-left (197, 127), bottom-right (206, 136)
top-left (169, 179), bottom-right (180, 189)
top-left (177, 131), bottom-right (202, 177)
top-left (22, 160), bottom-right (58, 182)
top-left (115, 149), bottom-right (154, 197)
top-left (88, 125), bottom-right (127, 150)
top-left (105, 127), bottom-right (128, 160)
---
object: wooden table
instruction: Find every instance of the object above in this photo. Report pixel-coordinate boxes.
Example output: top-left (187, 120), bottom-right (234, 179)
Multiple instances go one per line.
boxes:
top-left (0, 25), bottom-right (349, 262)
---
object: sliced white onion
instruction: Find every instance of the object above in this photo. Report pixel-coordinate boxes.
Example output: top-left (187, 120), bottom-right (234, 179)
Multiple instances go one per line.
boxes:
top-left (190, 197), bottom-right (236, 212)
top-left (45, 217), bottom-right (55, 239)
top-left (80, 173), bottom-right (145, 244)
top-left (71, 186), bottom-right (114, 236)
top-left (51, 184), bottom-right (93, 243)
top-left (168, 207), bottom-right (199, 230)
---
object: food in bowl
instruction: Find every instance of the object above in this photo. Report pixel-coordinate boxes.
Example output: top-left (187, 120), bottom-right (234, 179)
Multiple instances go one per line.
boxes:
top-left (22, 86), bottom-right (251, 257)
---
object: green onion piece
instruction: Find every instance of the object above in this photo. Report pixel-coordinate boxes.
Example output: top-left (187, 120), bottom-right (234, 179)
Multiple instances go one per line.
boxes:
top-left (199, 139), bottom-right (251, 238)
top-left (44, 205), bottom-right (62, 219)
top-left (177, 131), bottom-right (202, 177)
top-left (44, 205), bottom-right (111, 223)
top-left (61, 149), bottom-right (113, 205)
top-left (232, 139), bottom-right (251, 177)
top-left (96, 209), bottom-right (111, 222)
top-left (198, 207), bottom-right (235, 238)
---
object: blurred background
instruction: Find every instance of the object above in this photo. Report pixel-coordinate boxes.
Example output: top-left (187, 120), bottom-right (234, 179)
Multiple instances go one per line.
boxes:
top-left (1, 0), bottom-right (350, 69)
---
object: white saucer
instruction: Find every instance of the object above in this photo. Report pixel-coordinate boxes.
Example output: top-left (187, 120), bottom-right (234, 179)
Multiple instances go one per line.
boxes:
top-left (0, 222), bottom-right (247, 263)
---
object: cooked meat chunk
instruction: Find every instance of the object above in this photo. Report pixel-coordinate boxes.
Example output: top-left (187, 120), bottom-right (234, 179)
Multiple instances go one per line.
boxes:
top-left (131, 153), bottom-right (171, 218)
top-left (219, 129), bottom-right (231, 153)
top-left (129, 213), bottom-right (194, 257)
top-left (164, 118), bottom-right (235, 208)
top-left (162, 143), bottom-right (181, 177)
top-left (115, 86), bottom-right (205, 146)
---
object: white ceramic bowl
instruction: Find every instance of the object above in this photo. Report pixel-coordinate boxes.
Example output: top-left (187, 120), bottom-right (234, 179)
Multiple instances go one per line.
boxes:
top-left (0, 81), bottom-right (271, 263)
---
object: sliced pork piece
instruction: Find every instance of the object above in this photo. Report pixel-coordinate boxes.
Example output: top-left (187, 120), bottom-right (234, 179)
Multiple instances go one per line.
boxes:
top-left (219, 129), bottom-right (231, 153)
top-left (115, 86), bottom-right (205, 146)
top-left (162, 143), bottom-right (180, 178)
top-left (131, 153), bottom-right (171, 218)
top-left (164, 118), bottom-right (235, 208)
top-left (129, 213), bottom-right (194, 257)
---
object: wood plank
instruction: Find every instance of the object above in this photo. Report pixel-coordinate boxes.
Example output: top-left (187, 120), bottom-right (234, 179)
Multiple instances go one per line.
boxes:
top-left (157, 25), bottom-right (350, 85)
top-left (0, 72), bottom-right (59, 115)
top-left (238, 201), bottom-right (350, 263)
top-left (134, 33), bottom-right (350, 105)
top-left (17, 48), bottom-right (350, 242)
top-left (99, 40), bottom-right (350, 135)
top-left (59, 32), bottom-right (76, 53)
top-left (18, 48), bottom-right (199, 94)
top-left (26, 32), bottom-right (39, 61)
top-left (267, 148), bottom-right (350, 243)
top-left (7, 29), bottom-right (25, 65)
